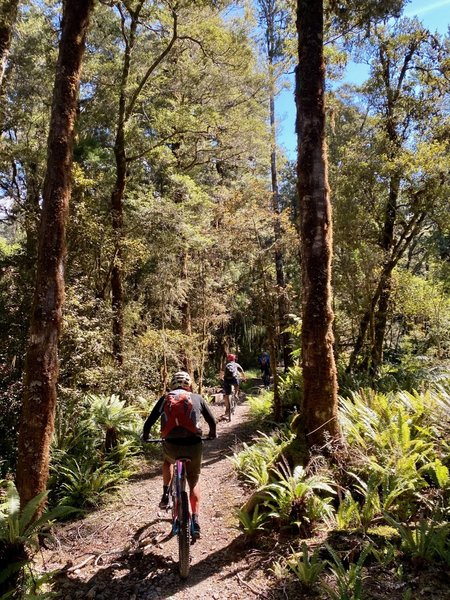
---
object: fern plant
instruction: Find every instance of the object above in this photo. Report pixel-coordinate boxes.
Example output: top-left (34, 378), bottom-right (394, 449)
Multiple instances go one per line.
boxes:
top-left (53, 457), bottom-right (125, 508)
top-left (84, 394), bottom-right (141, 452)
top-left (286, 542), bottom-right (325, 588)
top-left (229, 430), bottom-right (292, 484)
top-left (234, 505), bottom-right (270, 536)
top-left (264, 461), bottom-right (335, 531)
top-left (321, 544), bottom-right (371, 600)
top-left (335, 491), bottom-right (362, 530)
top-left (0, 481), bottom-right (73, 597)
top-left (385, 514), bottom-right (450, 563)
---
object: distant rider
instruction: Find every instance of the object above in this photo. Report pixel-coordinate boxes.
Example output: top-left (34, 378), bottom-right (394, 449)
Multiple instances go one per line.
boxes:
top-left (223, 353), bottom-right (246, 418)
top-left (257, 350), bottom-right (271, 387)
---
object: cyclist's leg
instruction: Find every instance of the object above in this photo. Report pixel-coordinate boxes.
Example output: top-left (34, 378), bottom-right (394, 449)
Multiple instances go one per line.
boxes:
top-left (223, 379), bottom-right (232, 416)
top-left (162, 459), bottom-right (173, 486)
top-left (185, 444), bottom-right (202, 537)
top-left (160, 451), bottom-right (175, 508)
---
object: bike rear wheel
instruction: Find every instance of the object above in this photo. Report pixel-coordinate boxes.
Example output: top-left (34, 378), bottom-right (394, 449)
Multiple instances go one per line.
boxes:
top-left (178, 490), bottom-right (190, 578)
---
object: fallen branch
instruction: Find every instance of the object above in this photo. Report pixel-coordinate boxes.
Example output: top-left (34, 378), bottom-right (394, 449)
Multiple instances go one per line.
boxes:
top-left (237, 572), bottom-right (269, 599)
top-left (66, 555), bottom-right (96, 572)
top-left (94, 548), bottom-right (123, 566)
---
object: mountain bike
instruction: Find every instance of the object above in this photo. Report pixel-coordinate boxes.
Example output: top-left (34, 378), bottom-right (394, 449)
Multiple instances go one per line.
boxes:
top-left (145, 438), bottom-right (210, 579)
top-left (228, 384), bottom-right (238, 422)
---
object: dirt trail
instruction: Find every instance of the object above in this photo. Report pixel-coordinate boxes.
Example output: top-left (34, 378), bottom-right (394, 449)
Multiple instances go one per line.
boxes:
top-left (38, 401), bottom-right (277, 600)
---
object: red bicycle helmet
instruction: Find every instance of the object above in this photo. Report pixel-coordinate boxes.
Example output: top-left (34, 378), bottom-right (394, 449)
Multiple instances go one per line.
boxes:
top-left (226, 353), bottom-right (236, 362)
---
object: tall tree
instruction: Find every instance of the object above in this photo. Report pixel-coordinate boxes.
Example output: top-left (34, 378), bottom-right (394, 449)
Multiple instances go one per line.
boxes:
top-left (16, 0), bottom-right (94, 509)
top-left (295, 0), bottom-right (339, 448)
top-left (257, 0), bottom-right (292, 371)
top-left (344, 19), bottom-right (448, 374)
top-left (0, 0), bottom-right (19, 93)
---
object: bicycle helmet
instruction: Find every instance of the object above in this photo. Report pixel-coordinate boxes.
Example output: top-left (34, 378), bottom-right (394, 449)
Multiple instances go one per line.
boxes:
top-left (170, 371), bottom-right (192, 390)
top-left (226, 353), bottom-right (236, 362)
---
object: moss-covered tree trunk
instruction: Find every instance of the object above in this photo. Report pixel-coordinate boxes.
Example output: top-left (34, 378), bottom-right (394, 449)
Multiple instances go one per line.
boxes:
top-left (295, 0), bottom-right (339, 449)
top-left (16, 0), bottom-right (93, 510)
top-left (0, 0), bottom-right (19, 92)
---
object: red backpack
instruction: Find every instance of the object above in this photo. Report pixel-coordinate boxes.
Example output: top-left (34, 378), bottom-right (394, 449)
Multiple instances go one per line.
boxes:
top-left (160, 390), bottom-right (200, 438)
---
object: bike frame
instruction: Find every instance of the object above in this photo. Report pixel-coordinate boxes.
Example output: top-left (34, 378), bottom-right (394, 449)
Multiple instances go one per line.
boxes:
top-left (145, 438), bottom-right (210, 578)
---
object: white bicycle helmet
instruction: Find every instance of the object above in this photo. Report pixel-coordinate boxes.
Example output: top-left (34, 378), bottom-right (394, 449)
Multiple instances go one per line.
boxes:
top-left (170, 371), bottom-right (192, 390)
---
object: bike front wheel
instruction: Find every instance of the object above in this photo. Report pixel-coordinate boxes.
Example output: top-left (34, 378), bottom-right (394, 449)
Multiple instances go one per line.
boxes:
top-left (178, 490), bottom-right (190, 579)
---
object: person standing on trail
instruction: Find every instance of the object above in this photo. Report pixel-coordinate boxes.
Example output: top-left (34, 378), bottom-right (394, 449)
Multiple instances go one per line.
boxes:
top-left (222, 353), bottom-right (246, 418)
top-left (257, 350), bottom-right (271, 387)
top-left (141, 371), bottom-right (216, 538)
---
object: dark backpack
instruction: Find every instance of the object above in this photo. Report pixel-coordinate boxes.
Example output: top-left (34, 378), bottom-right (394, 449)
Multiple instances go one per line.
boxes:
top-left (160, 390), bottom-right (200, 438)
top-left (261, 354), bottom-right (269, 368)
top-left (224, 361), bottom-right (238, 380)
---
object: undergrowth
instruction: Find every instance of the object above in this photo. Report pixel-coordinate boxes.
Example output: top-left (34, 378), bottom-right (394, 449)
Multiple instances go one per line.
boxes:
top-left (233, 384), bottom-right (450, 599)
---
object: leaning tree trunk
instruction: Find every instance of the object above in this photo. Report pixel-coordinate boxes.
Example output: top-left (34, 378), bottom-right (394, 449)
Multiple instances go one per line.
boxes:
top-left (295, 0), bottom-right (339, 449)
top-left (108, 2), bottom-right (177, 364)
top-left (369, 171), bottom-right (400, 374)
top-left (16, 0), bottom-right (93, 511)
top-left (0, 0), bottom-right (19, 130)
top-left (0, 0), bottom-right (19, 93)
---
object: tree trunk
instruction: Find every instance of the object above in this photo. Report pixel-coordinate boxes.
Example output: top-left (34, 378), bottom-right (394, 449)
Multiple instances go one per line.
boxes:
top-left (369, 174), bottom-right (400, 373)
top-left (0, 0), bottom-right (19, 92)
top-left (111, 125), bottom-right (126, 366)
top-left (347, 209), bottom-right (427, 373)
top-left (269, 74), bottom-right (291, 372)
top-left (181, 252), bottom-right (194, 375)
top-left (0, 0), bottom-right (19, 131)
top-left (109, 2), bottom-right (177, 364)
top-left (16, 0), bottom-right (93, 510)
top-left (295, 0), bottom-right (339, 449)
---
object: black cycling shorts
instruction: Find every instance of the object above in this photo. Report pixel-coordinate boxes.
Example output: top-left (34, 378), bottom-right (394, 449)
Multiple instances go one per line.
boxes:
top-left (223, 377), bottom-right (239, 395)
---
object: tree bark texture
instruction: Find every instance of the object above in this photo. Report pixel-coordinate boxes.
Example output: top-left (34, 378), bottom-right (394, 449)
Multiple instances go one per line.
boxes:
top-left (295, 0), bottom-right (339, 448)
top-left (0, 0), bottom-right (19, 92)
top-left (16, 0), bottom-right (93, 509)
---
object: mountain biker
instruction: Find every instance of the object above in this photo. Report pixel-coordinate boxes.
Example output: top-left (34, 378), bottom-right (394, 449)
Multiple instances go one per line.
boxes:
top-left (257, 350), bottom-right (271, 387)
top-left (141, 371), bottom-right (216, 538)
top-left (223, 353), bottom-right (246, 417)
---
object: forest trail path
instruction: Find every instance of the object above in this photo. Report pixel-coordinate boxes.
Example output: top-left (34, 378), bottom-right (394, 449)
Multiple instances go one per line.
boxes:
top-left (39, 397), bottom-right (278, 599)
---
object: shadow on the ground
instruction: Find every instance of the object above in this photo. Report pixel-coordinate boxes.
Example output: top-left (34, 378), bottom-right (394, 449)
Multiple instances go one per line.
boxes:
top-left (50, 532), bottom-right (253, 600)
top-left (48, 403), bottom-right (261, 599)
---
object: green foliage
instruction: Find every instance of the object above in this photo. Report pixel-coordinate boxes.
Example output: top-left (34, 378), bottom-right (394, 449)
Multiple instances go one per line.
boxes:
top-left (335, 491), bottom-right (362, 530)
top-left (246, 391), bottom-right (274, 422)
top-left (285, 542), bottom-right (325, 588)
top-left (50, 393), bottom-right (143, 508)
top-left (265, 461), bottom-right (335, 531)
top-left (51, 458), bottom-right (125, 509)
top-left (233, 504), bottom-right (270, 536)
top-left (229, 430), bottom-right (292, 486)
top-left (84, 394), bottom-right (141, 449)
top-left (278, 363), bottom-right (303, 411)
top-left (0, 481), bottom-right (74, 546)
top-left (321, 544), bottom-right (371, 600)
top-left (0, 481), bottom-right (74, 597)
top-left (339, 388), bottom-right (449, 521)
top-left (385, 515), bottom-right (450, 564)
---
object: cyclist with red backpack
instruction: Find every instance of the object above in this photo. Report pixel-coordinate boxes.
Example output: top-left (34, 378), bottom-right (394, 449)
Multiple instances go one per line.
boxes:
top-left (141, 371), bottom-right (216, 537)
top-left (223, 353), bottom-right (246, 418)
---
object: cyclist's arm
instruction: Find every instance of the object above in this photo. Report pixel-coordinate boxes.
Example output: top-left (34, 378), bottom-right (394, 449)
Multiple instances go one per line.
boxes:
top-left (200, 398), bottom-right (217, 438)
top-left (236, 363), bottom-right (246, 379)
top-left (142, 395), bottom-right (164, 440)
